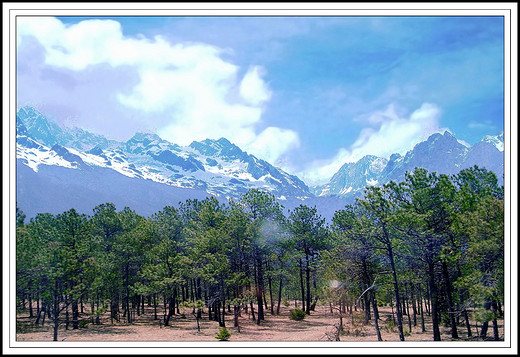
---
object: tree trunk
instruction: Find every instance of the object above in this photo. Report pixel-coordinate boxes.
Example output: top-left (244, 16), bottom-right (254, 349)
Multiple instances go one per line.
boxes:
top-left (29, 294), bottom-right (34, 318)
top-left (110, 293), bottom-right (119, 324)
top-left (387, 242), bottom-right (405, 341)
top-left (125, 261), bottom-right (131, 323)
top-left (492, 300), bottom-right (500, 340)
top-left (164, 295), bottom-right (175, 326)
top-left (249, 301), bottom-right (256, 321)
top-left (405, 291), bottom-right (412, 333)
top-left (95, 296), bottom-right (100, 325)
top-left (480, 301), bottom-right (492, 339)
top-left (153, 294), bottom-right (157, 320)
top-left (53, 317), bottom-right (59, 341)
top-left (370, 290), bottom-right (382, 341)
top-left (268, 273), bottom-right (274, 315)
top-left (255, 256), bottom-right (265, 323)
top-left (41, 304), bottom-right (47, 326)
top-left (442, 261), bottom-right (458, 339)
top-left (90, 300), bottom-right (95, 324)
top-left (305, 254), bottom-right (311, 315)
top-left (299, 259), bottom-right (305, 312)
top-left (428, 262), bottom-right (441, 341)
top-left (215, 301), bottom-right (221, 323)
top-left (464, 309), bottom-right (472, 337)
top-left (195, 309), bottom-right (201, 332)
top-left (419, 285), bottom-right (425, 332)
top-left (221, 298), bottom-right (226, 327)
top-left (276, 276), bottom-right (283, 315)
top-left (363, 284), bottom-right (371, 324)
top-left (411, 284), bottom-right (417, 327)
top-left (72, 299), bottom-right (79, 329)
top-left (234, 305), bottom-right (240, 332)
top-left (52, 287), bottom-right (59, 341)
top-left (65, 303), bottom-right (69, 330)
top-left (425, 284), bottom-right (431, 316)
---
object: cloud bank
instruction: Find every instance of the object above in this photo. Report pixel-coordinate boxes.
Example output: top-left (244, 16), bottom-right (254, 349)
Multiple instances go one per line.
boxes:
top-left (17, 17), bottom-right (298, 165)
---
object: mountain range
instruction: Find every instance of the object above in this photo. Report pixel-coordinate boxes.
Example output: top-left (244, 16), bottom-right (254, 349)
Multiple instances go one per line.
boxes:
top-left (313, 131), bottom-right (504, 198)
top-left (15, 106), bottom-right (504, 219)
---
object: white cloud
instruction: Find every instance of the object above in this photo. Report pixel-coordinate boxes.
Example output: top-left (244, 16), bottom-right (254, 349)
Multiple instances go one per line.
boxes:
top-left (300, 102), bottom-right (447, 185)
top-left (17, 17), bottom-right (298, 163)
top-left (247, 127), bottom-right (300, 165)
top-left (239, 66), bottom-right (272, 105)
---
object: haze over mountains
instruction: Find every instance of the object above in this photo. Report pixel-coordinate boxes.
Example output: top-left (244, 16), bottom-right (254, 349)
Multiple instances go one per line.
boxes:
top-left (15, 106), bottom-right (504, 219)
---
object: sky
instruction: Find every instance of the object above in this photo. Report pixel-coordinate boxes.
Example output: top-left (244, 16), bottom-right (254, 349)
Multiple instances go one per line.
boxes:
top-left (16, 14), bottom-right (505, 185)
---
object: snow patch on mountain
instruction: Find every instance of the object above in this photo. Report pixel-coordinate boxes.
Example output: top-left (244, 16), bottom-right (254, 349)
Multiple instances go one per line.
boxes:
top-left (482, 133), bottom-right (504, 151)
top-left (16, 107), bottom-right (311, 199)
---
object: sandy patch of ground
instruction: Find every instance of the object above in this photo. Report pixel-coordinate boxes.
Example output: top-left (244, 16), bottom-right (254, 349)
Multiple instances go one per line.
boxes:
top-left (15, 303), bottom-right (504, 343)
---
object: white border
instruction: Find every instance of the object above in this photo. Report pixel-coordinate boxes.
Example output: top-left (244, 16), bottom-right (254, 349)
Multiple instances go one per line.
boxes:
top-left (3, 2), bottom-right (518, 355)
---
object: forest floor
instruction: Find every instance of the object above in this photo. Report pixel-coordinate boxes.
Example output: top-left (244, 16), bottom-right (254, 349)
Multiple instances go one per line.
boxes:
top-left (15, 302), bottom-right (504, 343)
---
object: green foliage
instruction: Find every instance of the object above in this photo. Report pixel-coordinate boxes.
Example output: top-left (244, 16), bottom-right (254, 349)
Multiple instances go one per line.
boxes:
top-left (474, 308), bottom-right (498, 324)
top-left (215, 327), bottom-right (231, 341)
top-left (289, 308), bottom-right (306, 321)
top-left (15, 174), bottom-right (504, 342)
top-left (385, 320), bottom-right (397, 332)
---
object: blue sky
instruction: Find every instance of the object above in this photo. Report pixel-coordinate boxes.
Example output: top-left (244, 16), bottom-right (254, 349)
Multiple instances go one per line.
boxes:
top-left (16, 15), bottom-right (505, 185)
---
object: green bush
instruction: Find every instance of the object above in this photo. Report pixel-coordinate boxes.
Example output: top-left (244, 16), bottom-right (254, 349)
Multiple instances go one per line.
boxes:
top-left (78, 320), bottom-right (89, 329)
top-left (215, 327), bottom-right (231, 341)
top-left (289, 308), bottom-right (306, 321)
top-left (384, 320), bottom-right (396, 332)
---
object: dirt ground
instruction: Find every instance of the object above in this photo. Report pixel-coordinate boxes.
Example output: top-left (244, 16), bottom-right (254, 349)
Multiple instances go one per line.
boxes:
top-left (15, 302), bottom-right (504, 343)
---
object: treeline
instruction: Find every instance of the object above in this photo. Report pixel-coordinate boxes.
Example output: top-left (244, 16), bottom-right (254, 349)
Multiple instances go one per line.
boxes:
top-left (16, 166), bottom-right (504, 341)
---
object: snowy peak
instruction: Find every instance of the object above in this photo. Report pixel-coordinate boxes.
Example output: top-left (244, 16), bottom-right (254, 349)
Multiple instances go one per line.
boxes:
top-left (15, 106), bottom-right (503, 203)
top-left (17, 106), bottom-right (71, 147)
top-left (314, 155), bottom-right (387, 197)
top-left (316, 131), bottom-right (504, 198)
top-left (16, 107), bottom-right (312, 200)
top-left (482, 133), bottom-right (504, 152)
top-left (16, 106), bottom-right (117, 151)
top-left (189, 137), bottom-right (247, 161)
top-left (124, 132), bottom-right (179, 155)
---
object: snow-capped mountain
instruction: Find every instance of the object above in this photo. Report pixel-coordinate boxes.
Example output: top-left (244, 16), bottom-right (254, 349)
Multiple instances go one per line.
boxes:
top-left (16, 106), bottom-right (312, 202)
top-left (316, 155), bottom-right (388, 198)
top-left (15, 106), bottom-right (504, 218)
top-left (17, 106), bottom-right (118, 151)
top-left (482, 133), bottom-right (504, 152)
top-left (314, 131), bottom-right (504, 198)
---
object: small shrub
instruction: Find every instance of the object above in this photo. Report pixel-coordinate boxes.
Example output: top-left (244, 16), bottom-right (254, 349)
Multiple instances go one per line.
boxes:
top-left (385, 320), bottom-right (397, 332)
top-left (78, 320), bottom-right (90, 329)
top-left (283, 300), bottom-right (290, 307)
top-left (289, 308), bottom-right (306, 321)
top-left (215, 327), bottom-right (231, 341)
